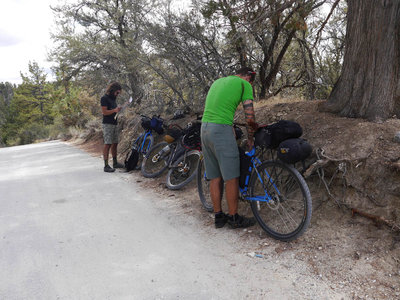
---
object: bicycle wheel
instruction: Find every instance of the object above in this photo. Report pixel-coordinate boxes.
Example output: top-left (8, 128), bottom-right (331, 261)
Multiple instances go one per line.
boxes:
top-left (249, 160), bottom-right (312, 241)
top-left (166, 150), bottom-right (201, 190)
top-left (141, 142), bottom-right (170, 178)
top-left (136, 134), bottom-right (154, 169)
top-left (196, 157), bottom-right (214, 212)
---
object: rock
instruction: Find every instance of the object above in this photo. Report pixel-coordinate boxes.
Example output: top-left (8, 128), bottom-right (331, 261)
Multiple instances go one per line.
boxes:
top-left (394, 132), bottom-right (400, 143)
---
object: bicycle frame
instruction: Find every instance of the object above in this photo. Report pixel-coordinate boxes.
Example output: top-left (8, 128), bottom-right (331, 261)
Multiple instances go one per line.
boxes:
top-left (239, 148), bottom-right (281, 204)
top-left (154, 138), bottom-right (187, 167)
top-left (133, 129), bottom-right (153, 154)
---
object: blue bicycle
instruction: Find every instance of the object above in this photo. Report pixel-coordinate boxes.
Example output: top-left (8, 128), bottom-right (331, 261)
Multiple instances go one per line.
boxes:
top-left (197, 146), bottom-right (312, 241)
top-left (125, 115), bottom-right (164, 171)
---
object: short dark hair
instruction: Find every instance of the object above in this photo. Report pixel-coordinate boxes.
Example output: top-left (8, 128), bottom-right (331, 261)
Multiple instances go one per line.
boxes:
top-left (106, 82), bottom-right (122, 95)
top-left (236, 67), bottom-right (256, 82)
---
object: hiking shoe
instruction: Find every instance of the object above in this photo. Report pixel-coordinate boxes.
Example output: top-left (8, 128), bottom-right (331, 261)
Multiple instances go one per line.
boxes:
top-left (104, 165), bottom-right (115, 173)
top-left (227, 214), bottom-right (256, 229)
top-left (113, 162), bottom-right (125, 168)
top-left (215, 212), bottom-right (229, 228)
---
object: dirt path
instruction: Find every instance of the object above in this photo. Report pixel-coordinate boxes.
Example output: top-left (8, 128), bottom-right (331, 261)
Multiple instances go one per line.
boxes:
top-left (72, 137), bottom-right (398, 299)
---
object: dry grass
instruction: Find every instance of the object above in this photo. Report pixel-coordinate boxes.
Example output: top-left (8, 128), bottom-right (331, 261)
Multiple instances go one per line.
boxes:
top-left (254, 96), bottom-right (305, 109)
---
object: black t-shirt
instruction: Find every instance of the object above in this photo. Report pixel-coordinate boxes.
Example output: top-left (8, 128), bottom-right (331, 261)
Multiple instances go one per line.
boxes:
top-left (101, 94), bottom-right (118, 125)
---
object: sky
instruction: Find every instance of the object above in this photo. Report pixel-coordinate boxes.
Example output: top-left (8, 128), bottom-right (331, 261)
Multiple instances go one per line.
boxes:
top-left (0, 0), bottom-right (64, 84)
top-left (0, 0), bottom-right (190, 85)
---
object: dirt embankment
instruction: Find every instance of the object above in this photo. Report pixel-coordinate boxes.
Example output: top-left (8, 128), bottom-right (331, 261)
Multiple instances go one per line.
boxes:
top-left (75, 99), bottom-right (400, 299)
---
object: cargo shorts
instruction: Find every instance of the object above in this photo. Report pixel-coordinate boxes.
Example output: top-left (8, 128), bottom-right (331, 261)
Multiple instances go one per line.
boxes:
top-left (102, 123), bottom-right (119, 144)
top-left (200, 122), bottom-right (239, 181)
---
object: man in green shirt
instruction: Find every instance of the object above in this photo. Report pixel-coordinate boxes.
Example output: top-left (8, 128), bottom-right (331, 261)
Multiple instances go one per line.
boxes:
top-left (201, 67), bottom-right (258, 229)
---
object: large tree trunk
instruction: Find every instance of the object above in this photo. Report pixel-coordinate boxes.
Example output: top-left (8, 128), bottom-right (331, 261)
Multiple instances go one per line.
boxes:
top-left (321, 0), bottom-right (400, 122)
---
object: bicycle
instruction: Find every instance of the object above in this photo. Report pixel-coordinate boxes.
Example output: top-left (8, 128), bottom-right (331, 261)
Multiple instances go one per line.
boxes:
top-left (141, 121), bottom-right (202, 190)
top-left (125, 115), bottom-right (164, 171)
top-left (197, 127), bottom-right (312, 242)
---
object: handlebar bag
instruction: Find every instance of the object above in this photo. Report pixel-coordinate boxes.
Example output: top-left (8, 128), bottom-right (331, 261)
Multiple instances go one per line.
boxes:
top-left (141, 116), bottom-right (152, 130)
top-left (150, 116), bottom-right (164, 134)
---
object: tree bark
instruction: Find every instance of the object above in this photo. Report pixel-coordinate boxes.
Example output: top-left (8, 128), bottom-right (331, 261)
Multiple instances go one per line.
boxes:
top-left (321, 0), bottom-right (400, 121)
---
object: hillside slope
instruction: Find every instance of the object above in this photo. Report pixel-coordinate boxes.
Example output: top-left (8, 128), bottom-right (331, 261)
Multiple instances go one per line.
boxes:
top-left (75, 99), bottom-right (400, 298)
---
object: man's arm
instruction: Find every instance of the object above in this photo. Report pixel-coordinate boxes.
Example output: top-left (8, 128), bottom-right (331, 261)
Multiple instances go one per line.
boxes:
top-left (242, 99), bottom-right (257, 150)
top-left (101, 106), bottom-right (121, 116)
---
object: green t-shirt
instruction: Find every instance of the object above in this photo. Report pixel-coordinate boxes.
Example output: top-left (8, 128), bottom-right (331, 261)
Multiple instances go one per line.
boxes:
top-left (202, 76), bottom-right (254, 125)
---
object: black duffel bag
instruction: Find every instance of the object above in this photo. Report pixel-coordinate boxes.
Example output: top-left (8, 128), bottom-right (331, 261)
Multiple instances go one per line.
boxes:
top-left (125, 148), bottom-right (139, 171)
top-left (255, 120), bottom-right (303, 149)
top-left (277, 138), bottom-right (312, 164)
top-left (182, 122), bottom-right (202, 150)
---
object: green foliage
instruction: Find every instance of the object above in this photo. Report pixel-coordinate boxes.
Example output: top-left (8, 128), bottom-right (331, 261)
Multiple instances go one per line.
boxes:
top-left (13, 62), bottom-right (56, 126)
top-left (44, 0), bottom-right (346, 115)
top-left (0, 61), bottom-right (101, 146)
top-left (18, 123), bottom-right (50, 145)
top-left (0, 98), bottom-right (20, 146)
top-left (51, 83), bottom-right (99, 128)
top-left (201, 1), bottom-right (218, 18)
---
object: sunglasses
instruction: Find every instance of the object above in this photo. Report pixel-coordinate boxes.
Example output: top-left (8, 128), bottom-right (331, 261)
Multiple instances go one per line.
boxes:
top-left (248, 71), bottom-right (256, 82)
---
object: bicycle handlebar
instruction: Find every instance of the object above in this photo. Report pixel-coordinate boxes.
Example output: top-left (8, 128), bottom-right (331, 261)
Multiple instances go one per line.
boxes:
top-left (245, 147), bottom-right (256, 157)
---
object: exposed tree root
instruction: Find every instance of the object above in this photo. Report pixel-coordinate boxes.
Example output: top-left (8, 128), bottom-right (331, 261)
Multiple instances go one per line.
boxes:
top-left (351, 208), bottom-right (400, 232)
top-left (305, 148), bottom-right (399, 232)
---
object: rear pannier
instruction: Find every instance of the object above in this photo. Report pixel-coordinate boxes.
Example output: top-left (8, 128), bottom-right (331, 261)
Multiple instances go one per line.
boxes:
top-left (254, 120), bottom-right (303, 149)
top-left (277, 138), bottom-right (312, 164)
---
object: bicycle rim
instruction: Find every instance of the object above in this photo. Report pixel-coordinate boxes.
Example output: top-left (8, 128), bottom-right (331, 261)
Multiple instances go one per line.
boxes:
top-left (141, 142), bottom-right (169, 178)
top-left (196, 158), bottom-right (214, 212)
top-left (166, 150), bottom-right (201, 190)
top-left (249, 160), bottom-right (312, 241)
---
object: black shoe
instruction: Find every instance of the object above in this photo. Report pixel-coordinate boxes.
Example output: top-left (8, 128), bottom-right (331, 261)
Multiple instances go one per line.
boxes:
top-left (215, 212), bottom-right (229, 229)
top-left (227, 214), bottom-right (256, 229)
top-left (104, 165), bottom-right (115, 172)
top-left (113, 162), bottom-right (124, 168)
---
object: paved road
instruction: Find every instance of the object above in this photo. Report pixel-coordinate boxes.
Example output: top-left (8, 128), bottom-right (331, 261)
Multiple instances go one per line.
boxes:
top-left (0, 141), bottom-right (343, 299)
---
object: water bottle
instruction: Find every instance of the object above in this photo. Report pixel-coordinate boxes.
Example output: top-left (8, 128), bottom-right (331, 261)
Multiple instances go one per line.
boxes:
top-left (161, 144), bottom-right (170, 154)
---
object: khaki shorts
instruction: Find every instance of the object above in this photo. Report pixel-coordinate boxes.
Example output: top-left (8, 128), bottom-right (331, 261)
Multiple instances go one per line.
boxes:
top-left (201, 122), bottom-right (239, 181)
top-left (102, 123), bottom-right (119, 144)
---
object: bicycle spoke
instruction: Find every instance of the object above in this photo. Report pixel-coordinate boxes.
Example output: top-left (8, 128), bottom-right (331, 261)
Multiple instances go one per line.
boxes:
top-left (278, 203), bottom-right (302, 232)
top-left (250, 160), bottom-right (312, 241)
top-left (166, 150), bottom-right (200, 190)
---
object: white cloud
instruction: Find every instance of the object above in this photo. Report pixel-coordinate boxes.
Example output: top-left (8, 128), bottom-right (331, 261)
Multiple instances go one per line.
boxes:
top-left (0, 0), bottom-right (58, 84)
top-left (0, 28), bottom-right (22, 47)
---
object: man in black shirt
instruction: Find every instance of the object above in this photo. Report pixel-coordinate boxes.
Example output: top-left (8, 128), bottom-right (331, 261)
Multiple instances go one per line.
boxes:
top-left (101, 82), bottom-right (124, 172)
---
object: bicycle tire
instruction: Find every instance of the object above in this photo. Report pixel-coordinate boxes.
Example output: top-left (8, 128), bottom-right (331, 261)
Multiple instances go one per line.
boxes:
top-left (196, 158), bottom-right (214, 212)
top-left (141, 141), bottom-right (170, 178)
top-left (249, 160), bottom-right (312, 241)
top-left (166, 150), bottom-right (201, 190)
top-left (136, 134), bottom-right (153, 170)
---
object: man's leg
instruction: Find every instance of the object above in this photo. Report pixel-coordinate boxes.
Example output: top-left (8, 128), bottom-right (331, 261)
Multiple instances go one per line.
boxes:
top-left (103, 144), bottom-right (115, 172)
top-left (225, 177), bottom-right (239, 216)
top-left (210, 177), bottom-right (229, 228)
top-left (210, 177), bottom-right (223, 212)
top-left (111, 143), bottom-right (124, 168)
top-left (111, 143), bottom-right (118, 158)
top-left (103, 144), bottom-right (111, 165)
top-left (225, 176), bottom-right (255, 229)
